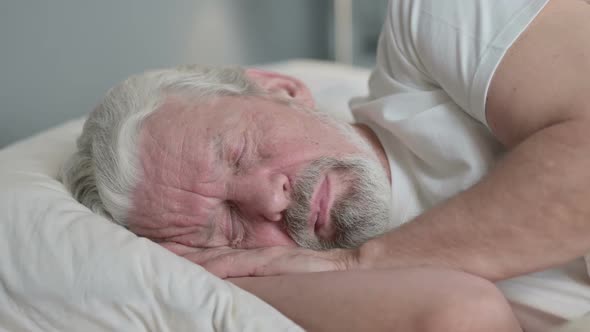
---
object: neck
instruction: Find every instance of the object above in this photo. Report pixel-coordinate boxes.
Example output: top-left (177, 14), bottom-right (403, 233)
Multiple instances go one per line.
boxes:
top-left (352, 124), bottom-right (392, 183)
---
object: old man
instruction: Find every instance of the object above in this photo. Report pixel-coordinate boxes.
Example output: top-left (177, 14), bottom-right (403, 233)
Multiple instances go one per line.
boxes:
top-left (63, 0), bottom-right (590, 330)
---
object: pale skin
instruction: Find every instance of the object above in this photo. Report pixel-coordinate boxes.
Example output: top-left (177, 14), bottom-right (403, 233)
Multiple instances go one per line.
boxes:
top-left (228, 268), bottom-right (520, 332)
top-left (128, 0), bottom-right (590, 330)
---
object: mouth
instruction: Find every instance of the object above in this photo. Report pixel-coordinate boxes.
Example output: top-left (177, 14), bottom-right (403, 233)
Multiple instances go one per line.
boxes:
top-left (308, 174), bottom-right (332, 237)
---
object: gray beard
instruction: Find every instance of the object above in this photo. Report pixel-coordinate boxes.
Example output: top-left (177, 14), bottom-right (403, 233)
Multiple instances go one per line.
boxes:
top-left (283, 156), bottom-right (394, 250)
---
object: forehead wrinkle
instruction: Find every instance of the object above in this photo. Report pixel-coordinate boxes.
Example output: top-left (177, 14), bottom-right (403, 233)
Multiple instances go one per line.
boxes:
top-left (141, 125), bottom-right (180, 183)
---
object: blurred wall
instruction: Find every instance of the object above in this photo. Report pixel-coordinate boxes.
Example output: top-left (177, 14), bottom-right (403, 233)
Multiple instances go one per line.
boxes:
top-left (351, 0), bottom-right (388, 66)
top-left (0, 0), bottom-right (330, 147)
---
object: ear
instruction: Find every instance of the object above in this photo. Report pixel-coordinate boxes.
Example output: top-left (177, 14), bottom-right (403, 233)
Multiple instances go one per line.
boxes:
top-left (245, 68), bottom-right (315, 108)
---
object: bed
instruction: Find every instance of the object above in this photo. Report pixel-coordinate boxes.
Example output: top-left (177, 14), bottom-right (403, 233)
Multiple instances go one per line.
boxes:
top-left (0, 60), bottom-right (588, 332)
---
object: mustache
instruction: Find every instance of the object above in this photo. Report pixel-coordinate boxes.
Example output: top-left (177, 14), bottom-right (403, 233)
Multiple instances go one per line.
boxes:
top-left (282, 156), bottom-right (392, 250)
top-left (283, 158), bottom-right (333, 234)
top-left (283, 157), bottom-right (349, 249)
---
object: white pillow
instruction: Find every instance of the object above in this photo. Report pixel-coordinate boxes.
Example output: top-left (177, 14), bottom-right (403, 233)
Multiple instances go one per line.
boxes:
top-left (0, 60), bottom-right (370, 332)
top-left (0, 118), bottom-right (304, 331)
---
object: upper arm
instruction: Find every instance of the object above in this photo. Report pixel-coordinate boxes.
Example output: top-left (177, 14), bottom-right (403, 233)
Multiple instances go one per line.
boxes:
top-left (486, 0), bottom-right (590, 147)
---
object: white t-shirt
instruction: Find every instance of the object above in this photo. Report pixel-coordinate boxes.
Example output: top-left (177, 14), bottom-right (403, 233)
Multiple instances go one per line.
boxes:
top-left (350, 0), bottom-right (550, 227)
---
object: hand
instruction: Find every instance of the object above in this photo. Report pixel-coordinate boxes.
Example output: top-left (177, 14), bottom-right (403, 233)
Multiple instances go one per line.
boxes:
top-left (161, 242), bottom-right (360, 279)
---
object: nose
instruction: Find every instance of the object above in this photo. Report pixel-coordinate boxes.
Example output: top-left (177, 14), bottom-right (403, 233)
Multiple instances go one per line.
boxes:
top-left (235, 172), bottom-right (290, 222)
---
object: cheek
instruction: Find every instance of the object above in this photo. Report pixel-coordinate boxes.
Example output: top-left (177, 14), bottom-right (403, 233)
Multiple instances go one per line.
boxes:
top-left (244, 223), bottom-right (297, 248)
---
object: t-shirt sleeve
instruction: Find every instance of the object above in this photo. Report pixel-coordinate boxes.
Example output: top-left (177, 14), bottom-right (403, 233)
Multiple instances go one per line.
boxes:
top-left (370, 0), bottom-right (550, 128)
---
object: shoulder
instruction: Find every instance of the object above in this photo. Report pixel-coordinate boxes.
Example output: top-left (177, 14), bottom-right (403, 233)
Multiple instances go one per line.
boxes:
top-left (486, 0), bottom-right (590, 146)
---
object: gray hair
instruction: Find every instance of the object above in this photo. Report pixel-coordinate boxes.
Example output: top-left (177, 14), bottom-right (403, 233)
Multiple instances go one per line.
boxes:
top-left (60, 65), bottom-right (261, 226)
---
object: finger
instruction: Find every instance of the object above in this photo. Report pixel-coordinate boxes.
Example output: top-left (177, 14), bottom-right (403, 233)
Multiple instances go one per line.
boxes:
top-left (253, 248), bottom-right (350, 276)
top-left (200, 254), bottom-right (246, 279)
top-left (253, 255), bottom-right (324, 276)
top-left (180, 247), bottom-right (229, 264)
top-left (200, 247), bottom-right (290, 278)
top-left (159, 242), bottom-right (201, 255)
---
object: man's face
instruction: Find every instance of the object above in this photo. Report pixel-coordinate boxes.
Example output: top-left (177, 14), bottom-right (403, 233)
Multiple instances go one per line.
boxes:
top-left (129, 94), bottom-right (392, 250)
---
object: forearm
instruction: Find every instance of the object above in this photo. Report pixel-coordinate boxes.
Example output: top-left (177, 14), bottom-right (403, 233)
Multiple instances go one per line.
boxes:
top-left (359, 120), bottom-right (590, 281)
top-left (228, 268), bottom-right (518, 332)
top-left (229, 271), bottom-right (402, 332)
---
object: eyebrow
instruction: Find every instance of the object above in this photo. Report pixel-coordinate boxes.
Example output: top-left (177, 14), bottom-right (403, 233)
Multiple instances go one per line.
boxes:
top-left (213, 129), bottom-right (247, 166)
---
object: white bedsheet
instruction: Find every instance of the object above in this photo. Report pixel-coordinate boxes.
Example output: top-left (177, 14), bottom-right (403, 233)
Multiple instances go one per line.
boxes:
top-left (0, 59), bottom-right (589, 331)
